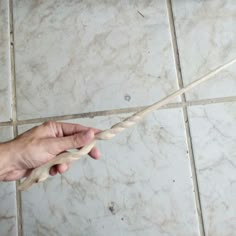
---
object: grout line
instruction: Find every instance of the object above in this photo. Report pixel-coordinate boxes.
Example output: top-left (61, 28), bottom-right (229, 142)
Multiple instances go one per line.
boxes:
top-left (8, 2), bottom-right (17, 135)
top-left (9, 1), bottom-right (23, 236)
top-left (0, 121), bottom-right (13, 127)
top-left (166, 1), bottom-right (206, 236)
top-left (0, 96), bottom-right (236, 127)
top-left (15, 96), bottom-right (236, 125)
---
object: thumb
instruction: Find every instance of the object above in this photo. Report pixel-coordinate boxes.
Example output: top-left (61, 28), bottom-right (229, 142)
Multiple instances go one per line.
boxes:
top-left (48, 129), bottom-right (95, 154)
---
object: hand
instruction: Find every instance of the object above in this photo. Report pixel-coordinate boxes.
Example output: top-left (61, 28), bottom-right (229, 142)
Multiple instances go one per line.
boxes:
top-left (0, 121), bottom-right (101, 181)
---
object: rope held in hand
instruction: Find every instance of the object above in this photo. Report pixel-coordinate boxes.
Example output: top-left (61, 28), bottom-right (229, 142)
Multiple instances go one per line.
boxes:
top-left (18, 58), bottom-right (236, 191)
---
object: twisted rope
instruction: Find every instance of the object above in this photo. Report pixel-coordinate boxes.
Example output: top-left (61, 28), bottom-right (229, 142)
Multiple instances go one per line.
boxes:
top-left (18, 58), bottom-right (236, 190)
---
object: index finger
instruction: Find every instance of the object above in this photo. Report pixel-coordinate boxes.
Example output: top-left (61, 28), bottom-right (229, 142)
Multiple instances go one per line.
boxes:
top-left (55, 122), bottom-right (101, 136)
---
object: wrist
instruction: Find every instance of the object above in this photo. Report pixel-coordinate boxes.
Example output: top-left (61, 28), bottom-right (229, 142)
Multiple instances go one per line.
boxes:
top-left (0, 142), bottom-right (16, 181)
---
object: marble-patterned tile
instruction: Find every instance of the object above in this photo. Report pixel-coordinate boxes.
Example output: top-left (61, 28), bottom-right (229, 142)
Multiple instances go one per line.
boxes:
top-left (188, 103), bottom-right (236, 236)
top-left (0, 126), bottom-right (18, 236)
top-left (0, 0), bottom-right (12, 122)
top-left (172, 0), bottom-right (236, 100)
top-left (13, 0), bottom-right (179, 120)
top-left (19, 109), bottom-right (199, 236)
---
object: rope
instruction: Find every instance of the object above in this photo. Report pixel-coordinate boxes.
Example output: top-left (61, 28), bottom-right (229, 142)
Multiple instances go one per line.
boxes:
top-left (18, 58), bottom-right (236, 191)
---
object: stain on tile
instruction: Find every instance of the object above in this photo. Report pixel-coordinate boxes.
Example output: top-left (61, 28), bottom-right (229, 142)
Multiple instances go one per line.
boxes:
top-left (124, 94), bottom-right (131, 102)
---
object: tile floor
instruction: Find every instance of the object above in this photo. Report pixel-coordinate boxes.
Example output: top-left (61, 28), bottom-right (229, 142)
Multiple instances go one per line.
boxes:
top-left (0, 0), bottom-right (11, 122)
top-left (0, 0), bottom-right (235, 236)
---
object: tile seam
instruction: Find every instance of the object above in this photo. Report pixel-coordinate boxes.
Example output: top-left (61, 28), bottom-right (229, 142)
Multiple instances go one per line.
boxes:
top-left (0, 96), bottom-right (236, 127)
top-left (9, 1), bottom-right (23, 236)
top-left (166, 1), bottom-right (205, 236)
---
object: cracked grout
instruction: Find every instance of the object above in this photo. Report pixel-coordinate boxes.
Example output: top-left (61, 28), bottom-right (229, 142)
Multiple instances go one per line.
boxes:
top-left (9, 1), bottom-right (23, 236)
top-left (0, 96), bottom-right (236, 127)
top-left (166, 1), bottom-right (206, 236)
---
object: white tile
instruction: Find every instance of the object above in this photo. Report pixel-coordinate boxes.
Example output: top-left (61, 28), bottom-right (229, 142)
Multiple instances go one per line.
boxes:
top-left (0, 0), bottom-right (12, 122)
top-left (20, 109), bottom-right (199, 236)
top-left (188, 103), bottom-right (236, 236)
top-left (13, 0), bottom-right (179, 120)
top-left (0, 126), bottom-right (17, 236)
top-left (172, 0), bottom-right (236, 100)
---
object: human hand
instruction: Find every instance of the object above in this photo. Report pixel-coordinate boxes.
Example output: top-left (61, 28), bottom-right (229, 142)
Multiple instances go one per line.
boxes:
top-left (0, 121), bottom-right (100, 181)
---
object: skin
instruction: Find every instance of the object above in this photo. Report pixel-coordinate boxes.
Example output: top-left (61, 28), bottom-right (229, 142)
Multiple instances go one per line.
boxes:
top-left (0, 121), bottom-right (101, 181)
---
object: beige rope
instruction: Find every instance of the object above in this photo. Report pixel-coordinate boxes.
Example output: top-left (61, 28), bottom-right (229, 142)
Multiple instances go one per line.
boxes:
top-left (18, 58), bottom-right (236, 191)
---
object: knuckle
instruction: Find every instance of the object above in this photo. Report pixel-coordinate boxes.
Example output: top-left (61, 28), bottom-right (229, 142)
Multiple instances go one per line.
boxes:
top-left (33, 124), bottom-right (43, 133)
top-left (43, 121), bottom-right (56, 127)
top-left (31, 138), bottom-right (40, 147)
top-left (72, 134), bottom-right (81, 147)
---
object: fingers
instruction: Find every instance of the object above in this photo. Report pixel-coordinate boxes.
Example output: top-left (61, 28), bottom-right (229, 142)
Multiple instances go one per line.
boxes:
top-left (49, 166), bottom-right (58, 176)
top-left (49, 162), bottom-right (72, 176)
top-left (88, 146), bottom-right (101, 160)
top-left (47, 129), bottom-right (95, 155)
top-left (49, 147), bottom-right (101, 177)
top-left (54, 122), bottom-right (101, 136)
top-left (57, 163), bottom-right (72, 174)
